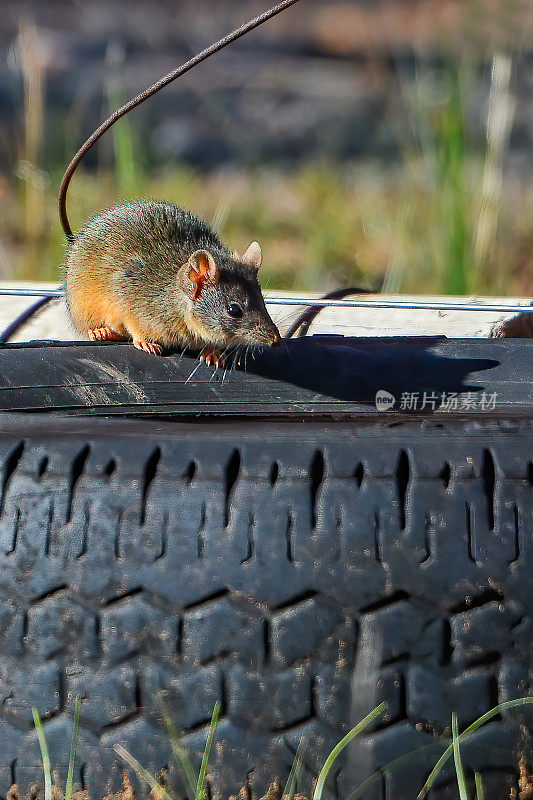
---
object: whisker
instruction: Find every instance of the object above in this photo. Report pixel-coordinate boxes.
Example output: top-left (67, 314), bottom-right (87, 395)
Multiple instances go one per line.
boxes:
top-left (222, 343), bottom-right (235, 363)
top-left (220, 345), bottom-right (231, 377)
top-left (234, 344), bottom-right (244, 369)
top-left (178, 345), bottom-right (190, 363)
top-left (274, 311), bottom-right (300, 325)
top-left (271, 310), bottom-right (301, 330)
top-left (185, 361), bottom-right (203, 384)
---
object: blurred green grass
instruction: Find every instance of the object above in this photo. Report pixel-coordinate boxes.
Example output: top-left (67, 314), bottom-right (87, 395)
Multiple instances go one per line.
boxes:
top-left (4, 155), bottom-right (531, 295)
top-left (1, 24), bottom-right (532, 297)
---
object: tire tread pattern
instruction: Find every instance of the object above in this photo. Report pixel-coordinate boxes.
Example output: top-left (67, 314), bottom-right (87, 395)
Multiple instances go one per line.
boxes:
top-left (0, 421), bottom-right (530, 800)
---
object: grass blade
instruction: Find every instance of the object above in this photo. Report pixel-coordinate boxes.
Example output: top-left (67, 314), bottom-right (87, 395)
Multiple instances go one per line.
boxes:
top-left (312, 703), bottom-right (387, 800)
top-left (195, 701), bottom-right (221, 800)
top-left (474, 52), bottom-right (514, 289)
top-left (452, 713), bottom-right (469, 800)
top-left (65, 696), bottom-right (82, 800)
top-left (347, 741), bottom-right (447, 800)
top-left (474, 772), bottom-right (485, 800)
top-left (162, 712), bottom-right (198, 800)
top-left (105, 42), bottom-right (136, 198)
top-left (114, 744), bottom-right (172, 800)
top-left (418, 697), bottom-right (533, 799)
top-left (284, 736), bottom-right (306, 800)
top-left (32, 707), bottom-right (52, 800)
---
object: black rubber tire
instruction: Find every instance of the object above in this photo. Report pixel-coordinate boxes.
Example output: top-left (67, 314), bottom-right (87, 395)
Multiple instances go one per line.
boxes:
top-left (0, 413), bottom-right (531, 800)
top-left (1, 337), bottom-right (532, 416)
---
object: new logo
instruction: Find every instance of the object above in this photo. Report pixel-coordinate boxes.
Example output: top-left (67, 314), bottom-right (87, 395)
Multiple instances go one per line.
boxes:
top-left (375, 390), bottom-right (395, 411)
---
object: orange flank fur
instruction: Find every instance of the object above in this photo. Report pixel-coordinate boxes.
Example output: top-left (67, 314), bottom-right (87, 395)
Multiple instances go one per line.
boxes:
top-left (66, 240), bottom-right (193, 352)
top-left (66, 248), bottom-right (129, 335)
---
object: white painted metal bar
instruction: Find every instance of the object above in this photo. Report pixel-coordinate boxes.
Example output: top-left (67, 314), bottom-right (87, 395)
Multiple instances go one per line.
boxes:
top-left (0, 287), bottom-right (532, 313)
top-left (266, 297), bottom-right (533, 313)
top-left (0, 288), bottom-right (64, 297)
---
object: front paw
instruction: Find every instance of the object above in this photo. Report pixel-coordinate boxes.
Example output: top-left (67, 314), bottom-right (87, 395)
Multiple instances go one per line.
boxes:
top-left (88, 326), bottom-right (125, 341)
top-left (200, 347), bottom-right (224, 368)
top-left (133, 339), bottom-right (163, 356)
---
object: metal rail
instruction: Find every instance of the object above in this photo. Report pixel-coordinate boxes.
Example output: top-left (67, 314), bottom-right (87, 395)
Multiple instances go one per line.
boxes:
top-left (1, 287), bottom-right (532, 313)
top-left (265, 297), bottom-right (533, 313)
top-left (1, 289), bottom-right (64, 297)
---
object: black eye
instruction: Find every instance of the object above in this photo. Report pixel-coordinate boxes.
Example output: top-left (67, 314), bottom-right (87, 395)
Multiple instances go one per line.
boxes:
top-left (227, 303), bottom-right (243, 319)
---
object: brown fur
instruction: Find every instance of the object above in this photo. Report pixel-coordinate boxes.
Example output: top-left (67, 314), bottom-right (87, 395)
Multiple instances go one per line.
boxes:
top-left (65, 201), bottom-right (281, 356)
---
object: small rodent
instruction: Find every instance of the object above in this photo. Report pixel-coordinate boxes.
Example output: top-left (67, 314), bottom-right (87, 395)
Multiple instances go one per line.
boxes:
top-left (58, 1), bottom-right (300, 364)
top-left (65, 201), bottom-right (281, 363)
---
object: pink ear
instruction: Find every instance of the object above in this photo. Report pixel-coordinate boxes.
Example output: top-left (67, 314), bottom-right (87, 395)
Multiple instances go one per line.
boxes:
top-left (181, 250), bottom-right (219, 300)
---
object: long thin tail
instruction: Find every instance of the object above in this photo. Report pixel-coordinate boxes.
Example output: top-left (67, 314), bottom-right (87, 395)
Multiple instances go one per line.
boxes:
top-left (285, 286), bottom-right (378, 339)
top-left (58, 0), bottom-right (302, 241)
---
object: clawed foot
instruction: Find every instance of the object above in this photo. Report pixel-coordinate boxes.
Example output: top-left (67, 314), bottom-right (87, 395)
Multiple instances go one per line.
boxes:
top-left (200, 347), bottom-right (225, 368)
top-left (133, 340), bottom-right (163, 356)
top-left (88, 326), bottom-right (125, 342)
top-left (88, 327), bottom-right (163, 356)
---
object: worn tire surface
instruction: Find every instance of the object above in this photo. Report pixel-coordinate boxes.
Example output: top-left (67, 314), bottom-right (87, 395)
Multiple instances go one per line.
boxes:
top-left (0, 414), bottom-right (531, 800)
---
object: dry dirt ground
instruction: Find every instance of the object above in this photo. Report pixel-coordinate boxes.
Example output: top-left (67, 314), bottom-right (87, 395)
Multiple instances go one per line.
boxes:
top-left (4, 771), bottom-right (533, 800)
top-left (4, 777), bottom-right (309, 800)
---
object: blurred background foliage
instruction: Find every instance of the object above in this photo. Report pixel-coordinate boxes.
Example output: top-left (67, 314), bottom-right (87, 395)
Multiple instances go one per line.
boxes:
top-left (0, 0), bottom-right (532, 295)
